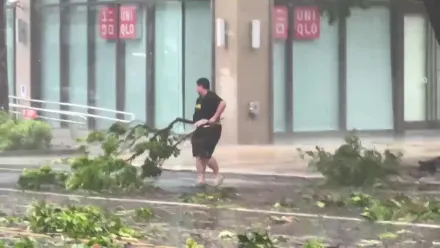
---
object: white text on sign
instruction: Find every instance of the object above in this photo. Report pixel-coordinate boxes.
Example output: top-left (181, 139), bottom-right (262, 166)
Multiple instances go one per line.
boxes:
top-left (119, 6), bottom-right (137, 39)
top-left (294, 7), bottom-right (320, 40)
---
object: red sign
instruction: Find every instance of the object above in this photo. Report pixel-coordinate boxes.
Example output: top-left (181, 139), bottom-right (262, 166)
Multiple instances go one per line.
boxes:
top-left (294, 6), bottom-right (320, 40)
top-left (273, 6), bottom-right (288, 39)
top-left (99, 7), bottom-right (117, 39)
top-left (119, 5), bottom-right (137, 39)
top-left (99, 6), bottom-right (137, 40)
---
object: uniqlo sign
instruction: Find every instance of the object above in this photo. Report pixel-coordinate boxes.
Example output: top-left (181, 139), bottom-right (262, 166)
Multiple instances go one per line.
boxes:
top-left (99, 5), bottom-right (137, 40)
top-left (273, 6), bottom-right (288, 39)
top-left (294, 6), bottom-right (320, 40)
top-left (119, 6), bottom-right (137, 39)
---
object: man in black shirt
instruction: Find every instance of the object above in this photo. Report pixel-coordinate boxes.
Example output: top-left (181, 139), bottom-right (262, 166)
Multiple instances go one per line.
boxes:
top-left (192, 78), bottom-right (226, 186)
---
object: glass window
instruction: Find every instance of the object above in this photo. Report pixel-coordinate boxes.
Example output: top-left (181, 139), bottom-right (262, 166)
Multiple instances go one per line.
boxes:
top-left (403, 14), bottom-right (426, 122)
top-left (154, 1), bottom-right (183, 130)
top-left (94, 2), bottom-right (117, 130)
top-left (39, 0), bottom-right (61, 128)
top-left (346, 7), bottom-right (393, 130)
top-left (272, 40), bottom-right (286, 132)
top-left (124, 5), bottom-right (147, 124)
top-left (292, 14), bottom-right (339, 132)
top-left (183, 0), bottom-right (212, 128)
top-left (67, 0), bottom-right (88, 122)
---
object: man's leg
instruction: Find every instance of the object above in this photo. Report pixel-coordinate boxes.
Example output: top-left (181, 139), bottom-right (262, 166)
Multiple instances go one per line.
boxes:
top-left (207, 157), bottom-right (219, 175)
top-left (207, 157), bottom-right (224, 186)
top-left (195, 156), bottom-right (209, 185)
top-left (192, 131), bottom-right (207, 185)
top-left (205, 126), bottom-right (223, 186)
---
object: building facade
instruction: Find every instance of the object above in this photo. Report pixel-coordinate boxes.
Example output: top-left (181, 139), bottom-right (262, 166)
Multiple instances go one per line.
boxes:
top-left (5, 0), bottom-right (440, 144)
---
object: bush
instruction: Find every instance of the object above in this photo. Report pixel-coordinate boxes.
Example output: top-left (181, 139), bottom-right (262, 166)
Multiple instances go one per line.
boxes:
top-left (17, 165), bottom-right (68, 190)
top-left (300, 134), bottom-right (402, 186)
top-left (0, 112), bottom-right (52, 151)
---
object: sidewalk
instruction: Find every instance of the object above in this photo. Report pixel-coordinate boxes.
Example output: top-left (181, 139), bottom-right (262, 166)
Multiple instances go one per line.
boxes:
top-left (128, 138), bottom-right (440, 177)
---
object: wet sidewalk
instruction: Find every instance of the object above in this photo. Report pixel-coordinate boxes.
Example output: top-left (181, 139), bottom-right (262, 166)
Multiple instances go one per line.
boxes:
top-left (128, 136), bottom-right (440, 177)
top-left (3, 130), bottom-right (440, 177)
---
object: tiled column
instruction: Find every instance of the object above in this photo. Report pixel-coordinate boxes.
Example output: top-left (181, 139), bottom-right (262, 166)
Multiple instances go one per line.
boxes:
top-left (15, 0), bottom-right (32, 104)
top-left (215, 0), bottom-right (272, 144)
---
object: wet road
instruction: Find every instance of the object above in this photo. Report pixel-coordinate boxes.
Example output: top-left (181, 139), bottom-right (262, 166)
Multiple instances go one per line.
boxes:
top-left (0, 189), bottom-right (439, 247)
top-left (0, 165), bottom-right (440, 247)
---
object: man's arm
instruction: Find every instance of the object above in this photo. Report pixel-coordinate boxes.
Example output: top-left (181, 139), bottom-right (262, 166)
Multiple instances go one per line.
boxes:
top-left (209, 100), bottom-right (226, 123)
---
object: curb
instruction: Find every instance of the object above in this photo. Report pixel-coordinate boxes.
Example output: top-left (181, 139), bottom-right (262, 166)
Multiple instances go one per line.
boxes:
top-left (162, 168), bottom-right (324, 179)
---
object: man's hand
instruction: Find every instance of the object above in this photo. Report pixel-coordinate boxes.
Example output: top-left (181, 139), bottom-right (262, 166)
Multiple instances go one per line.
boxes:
top-left (194, 119), bottom-right (208, 127)
top-left (208, 116), bottom-right (218, 124)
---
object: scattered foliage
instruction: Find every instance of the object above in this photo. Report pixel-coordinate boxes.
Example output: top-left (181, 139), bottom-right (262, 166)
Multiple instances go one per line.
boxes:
top-left (303, 239), bottom-right (325, 248)
top-left (134, 207), bottom-right (154, 220)
top-left (0, 112), bottom-right (52, 151)
top-left (352, 193), bottom-right (440, 222)
top-left (0, 237), bottom-right (36, 248)
top-left (299, 134), bottom-right (402, 186)
top-left (0, 201), bottom-right (148, 247)
top-left (179, 187), bottom-right (237, 204)
top-left (314, 192), bottom-right (440, 222)
top-left (185, 238), bottom-right (204, 248)
top-left (27, 201), bottom-right (138, 240)
top-left (237, 231), bottom-right (276, 248)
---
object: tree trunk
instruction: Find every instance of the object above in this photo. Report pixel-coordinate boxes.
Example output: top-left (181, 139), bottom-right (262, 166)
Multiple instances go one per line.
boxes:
top-left (423, 0), bottom-right (440, 45)
top-left (0, 0), bottom-right (8, 112)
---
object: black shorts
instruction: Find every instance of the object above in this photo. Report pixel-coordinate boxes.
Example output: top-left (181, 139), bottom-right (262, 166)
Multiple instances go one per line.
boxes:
top-left (191, 125), bottom-right (222, 159)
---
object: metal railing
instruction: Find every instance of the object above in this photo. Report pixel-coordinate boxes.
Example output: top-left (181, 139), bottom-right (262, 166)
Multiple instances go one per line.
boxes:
top-left (8, 96), bottom-right (136, 139)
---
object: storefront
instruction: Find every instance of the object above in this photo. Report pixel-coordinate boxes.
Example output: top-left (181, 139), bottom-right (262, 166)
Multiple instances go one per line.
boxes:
top-left (7, 0), bottom-right (440, 144)
top-left (272, 0), bottom-right (439, 135)
top-left (31, 0), bottom-right (213, 130)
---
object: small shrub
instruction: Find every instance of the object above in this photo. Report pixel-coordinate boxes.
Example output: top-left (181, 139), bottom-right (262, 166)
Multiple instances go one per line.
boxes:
top-left (0, 112), bottom-right (52, 151)
top-left (300, 134), bottom-right (402, 186)
top-left (17, 165), bottom-right (68, 190)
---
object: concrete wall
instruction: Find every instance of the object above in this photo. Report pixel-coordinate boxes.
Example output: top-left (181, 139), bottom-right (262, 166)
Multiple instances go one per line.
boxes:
top-left (215, 0), bottom-right (272, 144)
top-left (14, 0), bottom-right (31, 104)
